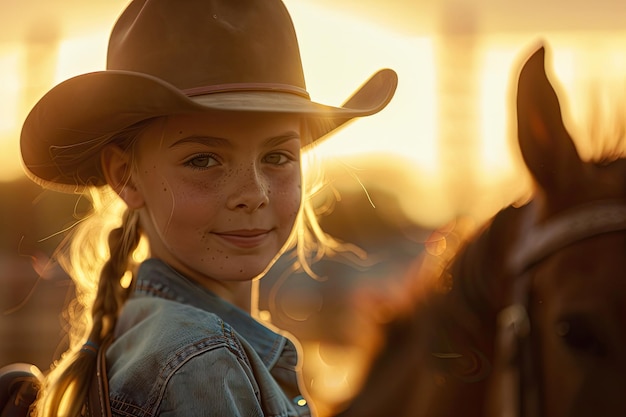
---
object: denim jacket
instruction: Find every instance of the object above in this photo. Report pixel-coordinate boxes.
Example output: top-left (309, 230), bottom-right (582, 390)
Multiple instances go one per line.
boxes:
top-left (106, 258), bottom-right (312, 417)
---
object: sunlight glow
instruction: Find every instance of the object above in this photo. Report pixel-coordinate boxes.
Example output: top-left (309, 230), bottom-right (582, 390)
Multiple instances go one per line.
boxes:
top-left (0, 46), bottom-right (19, 132)
top-left (479, 47), bottom-right (517, 173)
top-left (287, 1), bottom-right (439, 174)
top-left (303, 341), bottom-right (371, 413)
top-left (2, 4), bottom-right (626, 226)
top-left (0, 45), bottom-right (23, 182)
top-left (476, 41), bottom-right (579, 182)
top-left (549, 39), bottom-right (626, 161)
top-left (54, 33), bottom-right (108, 83)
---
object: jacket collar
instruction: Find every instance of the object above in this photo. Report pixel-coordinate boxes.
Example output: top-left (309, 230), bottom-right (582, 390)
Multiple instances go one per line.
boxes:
top-left (133, 258), bottom-right (287, 369)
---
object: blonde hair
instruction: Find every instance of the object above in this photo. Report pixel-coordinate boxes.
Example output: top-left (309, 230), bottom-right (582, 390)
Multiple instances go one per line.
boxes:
top-left (33, 116), bottom-right (345, 417)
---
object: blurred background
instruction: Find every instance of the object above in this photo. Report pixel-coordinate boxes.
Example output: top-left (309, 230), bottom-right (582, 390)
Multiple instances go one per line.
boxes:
top-left (2, 0), bottom-right (626, 415)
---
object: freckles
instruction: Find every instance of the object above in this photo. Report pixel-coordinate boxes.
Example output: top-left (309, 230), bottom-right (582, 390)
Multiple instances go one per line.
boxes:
top-left (199, 231), bottom-right (230, 265)
top-left (142, 164), bottom-right (156, 176)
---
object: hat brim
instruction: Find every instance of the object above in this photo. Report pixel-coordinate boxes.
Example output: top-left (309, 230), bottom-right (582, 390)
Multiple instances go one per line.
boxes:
top-left (21, 68), bottom-right (397, 193)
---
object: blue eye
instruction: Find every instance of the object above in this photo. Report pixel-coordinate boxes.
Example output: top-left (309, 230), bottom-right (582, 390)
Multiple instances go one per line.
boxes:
top-left (185, 154), bottom-right (218, 169)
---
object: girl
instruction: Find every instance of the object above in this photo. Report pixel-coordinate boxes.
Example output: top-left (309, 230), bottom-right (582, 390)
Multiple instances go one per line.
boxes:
top-left (19, 0), bottom-right (397, 416)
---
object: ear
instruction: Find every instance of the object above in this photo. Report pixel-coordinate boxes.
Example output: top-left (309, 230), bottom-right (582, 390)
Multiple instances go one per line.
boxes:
top-left (516, 45), bottom-right (585, 195)
top-left (100, 144), bottom-right (145, 209)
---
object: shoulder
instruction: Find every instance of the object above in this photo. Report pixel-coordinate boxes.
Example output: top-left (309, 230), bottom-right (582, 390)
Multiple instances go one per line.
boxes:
top-left (110, 296), bottom-right (249, 365)
top-left (106, 297), bottom-right (254, 416)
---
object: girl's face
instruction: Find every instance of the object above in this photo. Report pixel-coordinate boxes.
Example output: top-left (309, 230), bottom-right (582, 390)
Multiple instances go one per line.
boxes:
top-left (119, 111), bottom-right (302, 291)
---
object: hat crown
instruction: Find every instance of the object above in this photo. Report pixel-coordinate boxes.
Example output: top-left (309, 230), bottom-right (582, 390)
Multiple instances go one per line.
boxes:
top-left (107, 0), bottom-right (307, 91)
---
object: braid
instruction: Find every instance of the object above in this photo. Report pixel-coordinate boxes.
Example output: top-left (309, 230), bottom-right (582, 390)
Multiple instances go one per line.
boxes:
top-left (37, 207), bottom-right (141, 417)
top-left (90, 209), bottom-right (141, 343)
top-left (31, 121), bottom-right (153, 416)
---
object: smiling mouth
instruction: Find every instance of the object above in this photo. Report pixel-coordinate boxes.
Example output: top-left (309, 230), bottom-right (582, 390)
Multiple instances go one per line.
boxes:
top-left (215, 230), bottom-right (271, 248)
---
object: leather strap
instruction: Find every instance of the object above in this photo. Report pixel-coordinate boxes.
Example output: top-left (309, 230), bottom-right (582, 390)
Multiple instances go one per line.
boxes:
top-left (492, 199), bottom-right (626, 417)
top-left (87, 337), bottom-right (113, 417)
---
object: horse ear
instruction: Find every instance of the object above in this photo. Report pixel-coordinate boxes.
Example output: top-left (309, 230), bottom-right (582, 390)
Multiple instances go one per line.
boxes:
top-left (516, 45), bottom-right (585, 195)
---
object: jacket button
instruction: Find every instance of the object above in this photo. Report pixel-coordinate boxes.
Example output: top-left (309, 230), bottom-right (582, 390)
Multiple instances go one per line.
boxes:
top-left (293, 395), bottom-right (307, 407)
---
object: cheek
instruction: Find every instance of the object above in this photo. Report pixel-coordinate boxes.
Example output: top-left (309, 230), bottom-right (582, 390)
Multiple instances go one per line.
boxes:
top-left (135, 167), bottom-right (209, 228)
top-left (273, 177), bottom-right (302, 217)
top-left (170, 179), bottom-right (224, 221)
top-left (139, 165), bottom-right (174, 205)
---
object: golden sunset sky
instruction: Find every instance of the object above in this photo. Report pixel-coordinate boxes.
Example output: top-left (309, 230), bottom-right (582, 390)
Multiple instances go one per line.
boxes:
top-left (1, 0), bottom-right (626, 226)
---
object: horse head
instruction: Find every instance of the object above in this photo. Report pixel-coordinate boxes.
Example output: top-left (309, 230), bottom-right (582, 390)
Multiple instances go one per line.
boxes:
top-left (334, 44), bottom-right (626, 417)
top-left (488, 45), bottom-right (626, 417)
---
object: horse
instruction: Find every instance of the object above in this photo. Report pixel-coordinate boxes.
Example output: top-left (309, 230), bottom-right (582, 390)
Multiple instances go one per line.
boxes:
top-left (333, 45), bottom-right (626, 417)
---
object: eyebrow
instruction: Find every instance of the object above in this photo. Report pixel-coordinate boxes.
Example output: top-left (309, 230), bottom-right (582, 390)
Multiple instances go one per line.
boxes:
top-left (169, 131), bottom-right (301, 148)
top-left (169, 136), bottom-right (230, 148)
top-left (265, 131), bottom-right (301, 146)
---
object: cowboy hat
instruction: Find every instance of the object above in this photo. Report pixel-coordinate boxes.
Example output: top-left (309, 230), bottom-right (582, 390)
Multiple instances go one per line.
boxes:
top-left (20, 0), bottom-right (397, 193)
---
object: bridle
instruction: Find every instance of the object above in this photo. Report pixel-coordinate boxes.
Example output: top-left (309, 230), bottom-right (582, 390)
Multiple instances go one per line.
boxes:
top-left (490, 200), bottom-right (626, 417)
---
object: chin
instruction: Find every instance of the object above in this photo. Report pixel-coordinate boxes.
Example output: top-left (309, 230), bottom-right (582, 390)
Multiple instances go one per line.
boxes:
top-left (236, 253), bottom-right (283, 279)
top-left (225, 262), bottom-right (273, 282)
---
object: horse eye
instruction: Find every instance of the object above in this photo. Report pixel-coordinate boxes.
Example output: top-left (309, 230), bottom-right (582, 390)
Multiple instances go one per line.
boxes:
top-left (555, 315), bottom-right (607, 358)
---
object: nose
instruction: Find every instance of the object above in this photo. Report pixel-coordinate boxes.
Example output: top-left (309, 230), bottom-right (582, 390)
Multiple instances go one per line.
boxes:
top-left (226, 163), bottom-right (269, 212)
